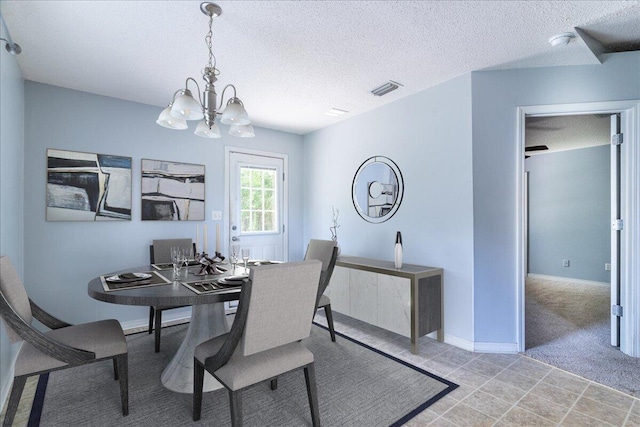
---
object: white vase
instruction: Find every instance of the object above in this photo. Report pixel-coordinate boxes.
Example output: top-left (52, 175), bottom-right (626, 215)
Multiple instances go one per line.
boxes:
top-left (394, 231), bottom-right (403, 269)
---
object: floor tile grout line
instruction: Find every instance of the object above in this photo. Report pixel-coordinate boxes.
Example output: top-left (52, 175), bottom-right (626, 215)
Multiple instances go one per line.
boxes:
top-left (491, 367), bottom-right (556, 426)
top-left (522, 353), bottom-right (640, 405)
top-left (428, 356), bottom-right (525, 426)
top-left (556, 380), bottom-right (604, 426)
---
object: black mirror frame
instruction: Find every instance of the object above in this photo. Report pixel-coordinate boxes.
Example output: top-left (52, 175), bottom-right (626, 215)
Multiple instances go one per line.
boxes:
top-left (351, 156), bottom-right (404, 223)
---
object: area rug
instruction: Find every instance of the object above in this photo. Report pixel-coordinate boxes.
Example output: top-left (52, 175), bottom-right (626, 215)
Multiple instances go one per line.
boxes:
top-left (31, 323), bottom-right (457, 426)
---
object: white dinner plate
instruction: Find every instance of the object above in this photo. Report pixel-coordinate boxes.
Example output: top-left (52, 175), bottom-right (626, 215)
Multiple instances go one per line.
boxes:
top-left (106, 272), bottom-right (152, 283)
top-left (218, 276), bottom-right (246, 286)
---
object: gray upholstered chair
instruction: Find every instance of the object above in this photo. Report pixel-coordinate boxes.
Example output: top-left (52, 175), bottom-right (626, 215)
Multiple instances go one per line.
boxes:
top-left (0, 256), bottom-right (128, 426)
top-left (193, 260), bottom-right (322, 426)
top-left (304, 239), bottom-right (339, 342)
top-left (148, 238), bottom-right (194, 352)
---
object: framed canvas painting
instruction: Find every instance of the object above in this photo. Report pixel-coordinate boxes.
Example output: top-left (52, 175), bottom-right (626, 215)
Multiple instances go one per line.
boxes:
top-left (46, 149), bottom-right (132, 221)
top-left (141, 159), bottom-right (205, 221)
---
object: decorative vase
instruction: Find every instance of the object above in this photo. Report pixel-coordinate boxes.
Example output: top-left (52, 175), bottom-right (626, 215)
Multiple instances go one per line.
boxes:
top-left (394, 231), bottom-right (403, 269)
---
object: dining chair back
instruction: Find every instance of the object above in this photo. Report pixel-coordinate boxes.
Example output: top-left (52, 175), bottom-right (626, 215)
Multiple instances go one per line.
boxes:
top-left (193, 260), bottom-right (322, 426)
top-left (241, 260), bottom-right (321, 356)
top-left (0, 256), bottom-right (129, 426)
top-left (0, 256), bottom-right (32, 343)
top-left (304, 239), bottom-right (339, 341)
top-left (150, 238), bottom-right (194, 263)
top-left (148, 238), bottom-right (195, 352)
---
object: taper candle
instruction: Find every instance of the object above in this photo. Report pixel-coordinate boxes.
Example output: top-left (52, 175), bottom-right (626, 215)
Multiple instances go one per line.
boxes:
top-left (203, 224), bottom-right (208, 254)
top-left (215, 224), bottom-right (221, 254)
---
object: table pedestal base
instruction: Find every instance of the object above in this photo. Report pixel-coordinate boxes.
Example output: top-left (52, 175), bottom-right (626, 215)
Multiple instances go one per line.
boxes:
top-left (161, 303), bottom-right (230, 393)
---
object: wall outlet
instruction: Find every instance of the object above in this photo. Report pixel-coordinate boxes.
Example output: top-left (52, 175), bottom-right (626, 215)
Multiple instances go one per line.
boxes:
top-left (211, 210), bottom-right (222, 221)
top-left (562, 259), bottom-right (570, 267)
top-left (605, 263), bottom-right (611, 271)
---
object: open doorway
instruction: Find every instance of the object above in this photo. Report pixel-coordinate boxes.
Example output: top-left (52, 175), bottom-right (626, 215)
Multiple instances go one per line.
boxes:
top-left (524, 114), bottom-right (614, 354)
top-left (517, 102), bottom-right (640, 397)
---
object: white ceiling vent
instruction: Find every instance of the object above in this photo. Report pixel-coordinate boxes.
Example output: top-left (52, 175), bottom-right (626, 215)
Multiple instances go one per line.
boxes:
top-left (371, 81), bottom-right (403, 96)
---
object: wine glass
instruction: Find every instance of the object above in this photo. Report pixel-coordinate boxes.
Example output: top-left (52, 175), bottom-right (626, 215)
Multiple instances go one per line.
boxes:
top-left (230, 244), bottom-right (239, 273)
top-left (170, 247), bottom-right (182, 280)
top-left (241, 248), bottom-right (250, 274)
top-left (182, 247), bottom-right (193, 278)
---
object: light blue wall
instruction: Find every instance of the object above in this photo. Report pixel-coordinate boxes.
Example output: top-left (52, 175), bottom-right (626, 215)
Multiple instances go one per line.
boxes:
top-left (0, 3), bottom-right (25, 407)
top-left (471, 51), bottom-right (640, 343)
top-left (527, 145), bottom-right (610, 282)
top-left (304, 74), bottom-right (475, 343)
top-left (22, 82), bottom-right (304, 325)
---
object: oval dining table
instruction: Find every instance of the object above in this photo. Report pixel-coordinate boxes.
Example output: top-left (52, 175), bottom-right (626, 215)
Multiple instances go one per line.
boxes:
top-left (88, 265), bottom-right (242, 394)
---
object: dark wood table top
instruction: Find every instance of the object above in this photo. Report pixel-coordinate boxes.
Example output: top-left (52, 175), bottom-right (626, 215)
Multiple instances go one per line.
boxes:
top-left (88, 265), bottom-right (241, 307)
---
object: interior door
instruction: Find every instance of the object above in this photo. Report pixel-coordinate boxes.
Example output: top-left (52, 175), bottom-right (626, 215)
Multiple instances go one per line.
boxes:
top-left (611, 113), bottom-right (621, 347)
top-left (227, 150), bottom-right (287, 262)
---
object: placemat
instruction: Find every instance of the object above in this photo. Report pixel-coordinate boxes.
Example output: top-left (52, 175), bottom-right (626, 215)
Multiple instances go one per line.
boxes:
top-left (100, 271), bottom-right (171, 291)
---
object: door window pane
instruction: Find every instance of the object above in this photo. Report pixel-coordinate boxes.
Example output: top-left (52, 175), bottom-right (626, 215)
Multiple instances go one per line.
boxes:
top-left (240, 166), bottom-right (277, 233)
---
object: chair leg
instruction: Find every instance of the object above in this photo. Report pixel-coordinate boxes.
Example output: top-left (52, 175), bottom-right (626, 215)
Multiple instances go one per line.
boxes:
top-left (193, 359), bottom-right (204, 421)
top-left (154, 308), bottom-right (162, 353)
top-left (304, 363), bottom-right (321, 427)
top-left (115, 354), bottom-right (129, 416)
top-left (229, 389), bottom-right (243, 427)
top-left (148, 306), bottom-right (155, 334)
top-left (3, 376), bottom-right (27, 427)
top-left (113, 358), bottom-right (119, 380)
top-left (270, 377), bottom-right (278, 390)
top-left (324, 304), bottom-right (336, 342)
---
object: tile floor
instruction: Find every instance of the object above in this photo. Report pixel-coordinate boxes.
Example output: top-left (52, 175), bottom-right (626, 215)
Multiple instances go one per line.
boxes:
top-left (3, 312), bottom-right (639, 427)
top-left (313, 312), bottom-right (640, 427)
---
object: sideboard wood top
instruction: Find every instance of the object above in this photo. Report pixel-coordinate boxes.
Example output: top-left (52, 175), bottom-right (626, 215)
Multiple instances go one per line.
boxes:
top-left (336, 256), bottom-right (442, 279)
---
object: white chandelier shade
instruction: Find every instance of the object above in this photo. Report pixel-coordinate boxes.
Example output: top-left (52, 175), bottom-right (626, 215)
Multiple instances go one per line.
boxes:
top-left (220, 98), bottom-right (250, 125)
top-left (170, 89), bottom-right (204, 120)
top-left (195, 120), bottom-right (222, 138)
top-left (229, 124), bottom-right (255, 138)
top-left (156, 104), bottom-right (188, 129)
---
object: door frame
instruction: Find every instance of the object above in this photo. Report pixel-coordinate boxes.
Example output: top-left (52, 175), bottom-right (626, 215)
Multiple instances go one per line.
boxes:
top-left (224, 146), bottom-right (289, 261)
top-left (516, 100), bottom-right (640, 357)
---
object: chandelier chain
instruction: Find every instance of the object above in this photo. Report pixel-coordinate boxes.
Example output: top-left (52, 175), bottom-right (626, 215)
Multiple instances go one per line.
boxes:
top-left (205, 13), bottom-right (217, 73)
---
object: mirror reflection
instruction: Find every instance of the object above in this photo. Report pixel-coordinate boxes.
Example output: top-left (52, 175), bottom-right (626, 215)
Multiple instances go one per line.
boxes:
top-left (352, 156), bottom-right (404, 223)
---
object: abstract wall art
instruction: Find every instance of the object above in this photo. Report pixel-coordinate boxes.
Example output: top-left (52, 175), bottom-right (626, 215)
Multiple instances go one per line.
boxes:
top-left (141, 159), bottom-right (205, 221)
top-left (46, 149), bottom-right (132, 221)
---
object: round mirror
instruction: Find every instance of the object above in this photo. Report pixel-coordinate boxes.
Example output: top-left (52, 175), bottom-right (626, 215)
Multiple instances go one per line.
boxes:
top-left (351, 156), bottom-right (404, 223)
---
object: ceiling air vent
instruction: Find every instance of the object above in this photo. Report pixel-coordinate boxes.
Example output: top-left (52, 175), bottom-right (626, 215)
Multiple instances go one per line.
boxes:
top-left (371, 80), bottom-right (403, 96)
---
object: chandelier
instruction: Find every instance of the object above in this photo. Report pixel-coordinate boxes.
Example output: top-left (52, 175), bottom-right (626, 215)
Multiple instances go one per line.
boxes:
top-left (156, 2), bottom-right (254, 138)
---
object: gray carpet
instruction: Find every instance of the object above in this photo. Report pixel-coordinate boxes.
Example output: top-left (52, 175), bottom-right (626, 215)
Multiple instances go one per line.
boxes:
top-left (525, 277), bottom-right (640, 397)
top-left (35, 323), bottom-right (456, 426)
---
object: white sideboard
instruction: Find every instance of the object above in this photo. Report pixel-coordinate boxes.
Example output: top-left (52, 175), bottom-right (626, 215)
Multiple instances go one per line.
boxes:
top-left (326, 256), bottom-right (443, 354)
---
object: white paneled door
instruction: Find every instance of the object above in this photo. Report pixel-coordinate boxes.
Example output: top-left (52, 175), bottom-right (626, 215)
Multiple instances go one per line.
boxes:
top-left (226, 148), bottom-right (287, 262)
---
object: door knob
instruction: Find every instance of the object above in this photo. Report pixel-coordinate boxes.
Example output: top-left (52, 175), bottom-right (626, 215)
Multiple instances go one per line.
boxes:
top-left (231, 236), bottom-right (239, 241)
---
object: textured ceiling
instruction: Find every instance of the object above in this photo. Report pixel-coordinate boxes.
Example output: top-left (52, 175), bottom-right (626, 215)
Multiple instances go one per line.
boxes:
top-left (2, 1), bottom-right (640, 135)
top-left (526, 115), bottom-right (611, 155)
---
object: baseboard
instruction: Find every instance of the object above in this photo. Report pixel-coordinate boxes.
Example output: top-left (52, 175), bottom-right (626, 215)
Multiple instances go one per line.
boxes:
top-left (473, 341), bottom-right (519, 354)
top-left (119, 305), bottom-right (237, 335)
top-left (527, 273), bottom-right (609, 287)
top-left (443, 334), bottom-right (474, 352)
top-left (119, 307), bottom-right (192, 334)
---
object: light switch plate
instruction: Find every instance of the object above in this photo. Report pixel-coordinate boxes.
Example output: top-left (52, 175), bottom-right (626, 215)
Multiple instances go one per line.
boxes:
top-left (211, 210), bottom-right (222, 221)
